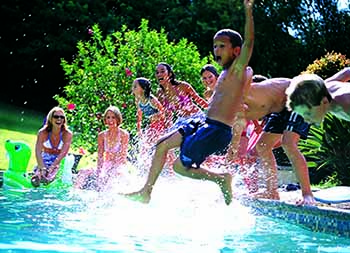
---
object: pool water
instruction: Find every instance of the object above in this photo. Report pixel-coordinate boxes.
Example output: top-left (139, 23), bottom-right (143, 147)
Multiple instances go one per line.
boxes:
top-left (1, 176), bottom-right (350, 253)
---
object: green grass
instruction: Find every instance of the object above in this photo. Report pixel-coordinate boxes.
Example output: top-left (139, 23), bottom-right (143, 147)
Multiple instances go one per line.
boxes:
top-left (0, 102), bottom-right (44, 170)
top-left (0, 102), bottom-right (95, 171)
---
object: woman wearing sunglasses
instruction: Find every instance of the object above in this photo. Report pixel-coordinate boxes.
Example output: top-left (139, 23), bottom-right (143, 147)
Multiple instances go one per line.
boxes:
top-left (31, 106), bottom-right (73, 187)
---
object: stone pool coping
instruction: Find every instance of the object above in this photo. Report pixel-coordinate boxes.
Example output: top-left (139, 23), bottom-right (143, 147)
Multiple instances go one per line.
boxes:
top-left (242, 192), bottom-right (350, 238)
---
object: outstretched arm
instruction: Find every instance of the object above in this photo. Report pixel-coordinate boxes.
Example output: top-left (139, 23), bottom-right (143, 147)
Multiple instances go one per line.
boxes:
top-left (325, 67), bottom-right (350, 83)
top-left (183, 82), bottom-right (208, 109)
top-left (232, 0), bottom-right (254, 72)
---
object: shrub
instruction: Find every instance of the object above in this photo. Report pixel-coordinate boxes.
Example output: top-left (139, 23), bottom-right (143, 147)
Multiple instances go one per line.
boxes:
top-left (302, 51), bottom-right (350, 79)
top-left (299, 51), bottom-right (350, 185)
top-left (54, 19), bottom-right (211, 153)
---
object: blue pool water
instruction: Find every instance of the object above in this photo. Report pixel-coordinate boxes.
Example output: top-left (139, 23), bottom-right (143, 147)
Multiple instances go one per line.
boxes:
top-left (1, 176), bottom-right (350, 253)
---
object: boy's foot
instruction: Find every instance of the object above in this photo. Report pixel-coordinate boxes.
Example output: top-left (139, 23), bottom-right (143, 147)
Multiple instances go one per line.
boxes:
top-left (219, 173), bottom-right (233, 205)
top-left (123, 190), bottom-right (151, 204)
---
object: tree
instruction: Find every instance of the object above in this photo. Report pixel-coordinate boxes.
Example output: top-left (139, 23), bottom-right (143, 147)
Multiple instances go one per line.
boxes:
top-left (55, 19), bottom-right (209, 153)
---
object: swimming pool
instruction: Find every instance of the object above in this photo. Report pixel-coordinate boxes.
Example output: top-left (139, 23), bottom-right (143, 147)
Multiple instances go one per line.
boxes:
top-left (1, 177), bottom-right (350, 253)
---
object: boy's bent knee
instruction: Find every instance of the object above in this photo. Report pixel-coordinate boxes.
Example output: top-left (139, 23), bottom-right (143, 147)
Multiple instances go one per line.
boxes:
top-left (173, 159), bottom-right (188, 174)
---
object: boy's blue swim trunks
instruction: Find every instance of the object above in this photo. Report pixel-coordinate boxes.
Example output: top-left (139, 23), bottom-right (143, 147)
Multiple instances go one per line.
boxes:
top-left (178, 117), bottom-right (232, 168)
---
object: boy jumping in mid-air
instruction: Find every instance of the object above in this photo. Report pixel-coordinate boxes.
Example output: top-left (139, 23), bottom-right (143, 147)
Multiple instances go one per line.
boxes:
top-left (124, 0), bottom-right (255, 205)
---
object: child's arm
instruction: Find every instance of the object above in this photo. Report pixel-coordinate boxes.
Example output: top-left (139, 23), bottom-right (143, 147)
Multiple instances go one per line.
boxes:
top-left (136, 107), bottom-right (142, 136)
top-left (325, 67), bottom-right (350, 83)
top-left (150, 94), bottom-right (164, 113)
top-left (229, 0), bottom-right (254, 76)
top-left (96, 132), bottom-right (105, 172)
top-left (182, 82), bottom-right (208, 109)
top-left (35, 130), bottom-right (46, 169)
top-left (118, 130), bottom-right (130, 165)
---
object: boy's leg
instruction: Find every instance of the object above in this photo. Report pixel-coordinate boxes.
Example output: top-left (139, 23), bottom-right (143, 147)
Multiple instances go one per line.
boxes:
top-left (125, 130), bottom-right (183, 203)
top-left (173, 158), bottom-right (233, 205)
top-left (254, 132), bottom-right (281, 200)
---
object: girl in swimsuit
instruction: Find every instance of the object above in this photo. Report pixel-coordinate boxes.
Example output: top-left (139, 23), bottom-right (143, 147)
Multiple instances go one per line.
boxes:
top-left (200, 64), bottom-right (220, 101)
top-left (74, 106), bottom-right (129, 190)
top-left (131, 77), bottom-right (167, 172)
top-left (155, 62), bottom-right (208, 131)
top-left (31, 107), bottom-right (73, 187)
top-left (96, 106), bottom-right (129, 187)
top-left (132, 77), bottom-right (165, 145)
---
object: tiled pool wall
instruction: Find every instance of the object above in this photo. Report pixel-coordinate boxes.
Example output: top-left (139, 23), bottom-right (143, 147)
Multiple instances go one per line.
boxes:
top-left (244, 199), bottom-right (350, 238)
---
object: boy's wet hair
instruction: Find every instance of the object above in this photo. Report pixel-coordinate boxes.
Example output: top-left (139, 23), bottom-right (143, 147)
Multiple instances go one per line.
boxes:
top-left (200, 64), bottom-right (219, 78)
top-left (286, 74), bottom-right (332, 110)
top-left (214, 29), bottom-right (243, 48)
top-left (136, 77), bottom-right (152, 99)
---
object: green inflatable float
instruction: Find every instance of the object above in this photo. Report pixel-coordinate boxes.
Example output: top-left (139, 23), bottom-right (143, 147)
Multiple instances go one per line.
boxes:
top-left (3, 140), bottom-right (74, 190)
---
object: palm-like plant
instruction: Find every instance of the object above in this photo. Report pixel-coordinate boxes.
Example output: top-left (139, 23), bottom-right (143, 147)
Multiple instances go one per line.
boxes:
top-left (299, 114), bottom-right (350, 185)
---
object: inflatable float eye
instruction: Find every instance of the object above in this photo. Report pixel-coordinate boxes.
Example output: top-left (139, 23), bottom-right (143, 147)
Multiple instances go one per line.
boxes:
top-left (15, 145), bottom-right (21, 151)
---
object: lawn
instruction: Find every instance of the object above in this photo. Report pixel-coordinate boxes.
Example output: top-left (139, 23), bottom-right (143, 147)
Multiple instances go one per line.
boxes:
top-left (0, 102), bottom-right (44, 171)
top-left (0, 102), bottom-right (95, 171)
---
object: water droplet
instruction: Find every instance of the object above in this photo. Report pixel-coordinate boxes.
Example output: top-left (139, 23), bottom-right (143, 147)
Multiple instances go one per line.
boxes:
top-left (41, 65), bottom-right (44, 68)
top-left (23, 34), bottom-right (26, 37)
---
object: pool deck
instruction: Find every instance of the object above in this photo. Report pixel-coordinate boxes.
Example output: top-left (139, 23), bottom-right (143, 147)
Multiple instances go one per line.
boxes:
top-left (244, 190), bottom-right (350, 238)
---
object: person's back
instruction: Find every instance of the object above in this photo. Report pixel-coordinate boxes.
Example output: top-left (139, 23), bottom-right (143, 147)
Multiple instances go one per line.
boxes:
top-left (244, 78), bottom-right (291, 120)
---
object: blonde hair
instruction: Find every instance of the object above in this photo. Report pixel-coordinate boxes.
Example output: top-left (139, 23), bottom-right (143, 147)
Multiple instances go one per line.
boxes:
top-left (104, 106), bottom-right (123, 125)
top-left (286, 74), bottom-right (331, 110)
top-left (44, 106), bottom-right (68, 131)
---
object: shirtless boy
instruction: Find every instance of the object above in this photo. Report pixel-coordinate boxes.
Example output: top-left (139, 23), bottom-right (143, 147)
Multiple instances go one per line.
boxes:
top-left (286, 70), bottom-right (350, 124)
top-left (125, 0), bottom-right (255, 205)
top-left (235, 68), bottom-right (350, 205)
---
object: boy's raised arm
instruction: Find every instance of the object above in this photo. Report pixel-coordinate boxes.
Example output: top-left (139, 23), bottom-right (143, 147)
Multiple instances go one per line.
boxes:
top-left (236, 0), bottom-right (254, 69)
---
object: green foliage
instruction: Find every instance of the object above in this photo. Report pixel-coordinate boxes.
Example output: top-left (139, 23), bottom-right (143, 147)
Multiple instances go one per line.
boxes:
top-left (299, 52), bottom-right (350, 185)
top-left (55, 19), bottom-right (210, 153)
top-left (299, 114), bottom-right (350, 184)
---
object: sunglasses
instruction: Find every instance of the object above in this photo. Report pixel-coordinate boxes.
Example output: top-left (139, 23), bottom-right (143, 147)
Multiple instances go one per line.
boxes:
top-left (53, 115), bottom-right (65, 119)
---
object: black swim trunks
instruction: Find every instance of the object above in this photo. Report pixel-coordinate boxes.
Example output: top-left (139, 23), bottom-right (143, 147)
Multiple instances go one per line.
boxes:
top-left (263, 108), bottom-right (310, 139)
top-left (178, 117), bottom-right (232, 168)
